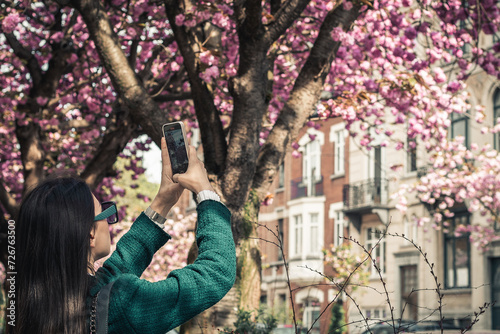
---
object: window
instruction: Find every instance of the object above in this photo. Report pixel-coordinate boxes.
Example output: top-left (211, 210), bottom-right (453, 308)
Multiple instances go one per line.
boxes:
top-left (334, 129), bottom-right (345, 175)
top-left (444, 212), bottom-right (471, 288)
top-left (303, 300), bottom-right (321, 332)
top-left (310, 213), bottom-right (320, 253)
top-left (366, 228), bottom-right (386, 276)
top-left (494, 89), bottom-right (500, 150)
top-left (369, 146), bottom-right (385, 205)
top-left (459, 18), bottom-right (472, 55)
top-left (303, 139), bottom-right (321, 182)
top-left (450, 110), bottom-right (469, 147)
top-left (403, 216), bottom-right (418, 242)
top-left (407, 136), bottom-right (417, 173)
top-left (400, 265), bottom-right (418, 321)
top-left (365, 308), bottom-right (387, 320)
top-left (278, 218), bottom-right (284, 260)
top-left (290, 204), bottom-right (324, 260)
top-left (278, 163), bottom-right (285, 188)
top-left (334, 210), bottom-right (344, 247)
top-left (293, 215), bottom-right (303, 256)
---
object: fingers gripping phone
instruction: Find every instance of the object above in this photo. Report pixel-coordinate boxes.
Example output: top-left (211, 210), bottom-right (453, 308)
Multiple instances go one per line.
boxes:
top-left (162, 121), bottom-right (189, 175)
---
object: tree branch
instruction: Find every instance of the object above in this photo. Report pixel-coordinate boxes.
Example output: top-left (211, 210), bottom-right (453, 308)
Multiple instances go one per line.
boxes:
top-left (252, 1), bottom-right (369, 199)
top-left (221, 0), bottom-right (273, 208)
top-left (263, 0), bottom-right (312, 47)
top-left (235, 0), bottom-right (264, 36)
top-left (80, 108), bottom-right (137, 189)
top-left (4, 32), bottom-right (43, 91)
top-left (153, 91), bottom-right (193, 102)
top-left (128, 38), bottom-right (140, 69)
top-left (68, 0), bottom-right (170, 146)
top-left (164, 0), bottom-right (227, 175)
top-left (0, 181), bottom-right (19, 219)
top-left (15, 122), bottom-right (46, 195)
top-left (35, 38), bottom-right (75, 99)
top-left (138, 37), bottom-right (176, 80)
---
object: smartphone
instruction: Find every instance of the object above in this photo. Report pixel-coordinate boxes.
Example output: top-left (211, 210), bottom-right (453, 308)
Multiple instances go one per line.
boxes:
top-left (162, 121), bottom-right (189, 174)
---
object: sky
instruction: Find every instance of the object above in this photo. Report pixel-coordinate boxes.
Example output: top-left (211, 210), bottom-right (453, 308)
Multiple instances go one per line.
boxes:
top-left (141, 139), bottom-right (162, 184)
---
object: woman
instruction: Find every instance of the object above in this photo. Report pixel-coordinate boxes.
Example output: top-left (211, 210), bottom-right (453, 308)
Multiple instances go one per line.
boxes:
top-left (16, 137), bottom-right (236, 334)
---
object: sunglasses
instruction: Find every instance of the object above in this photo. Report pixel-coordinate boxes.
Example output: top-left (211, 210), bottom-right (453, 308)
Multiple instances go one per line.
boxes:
top-left (94, 201), bottom-right (119, 224)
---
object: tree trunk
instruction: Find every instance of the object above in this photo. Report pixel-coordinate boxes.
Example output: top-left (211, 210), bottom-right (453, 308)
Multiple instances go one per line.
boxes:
top-left (179, 190), bottom-right (262, 334)
top-left (235, 190), bottom-right (262, 312)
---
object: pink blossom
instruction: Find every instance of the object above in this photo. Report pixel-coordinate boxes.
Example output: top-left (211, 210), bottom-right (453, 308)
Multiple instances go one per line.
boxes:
top-left (343, 1), bottom-right (353, 10)
top-left (2, 12), bottom-right (21, 34)
top-left (175, 14), bottom-right (185, 26)
top-left (36, 97), bottom-right (48, 105)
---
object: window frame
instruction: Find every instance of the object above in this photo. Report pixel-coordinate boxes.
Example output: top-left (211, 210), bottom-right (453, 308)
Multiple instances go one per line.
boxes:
top-left (303, 139), bottom-right (321, 181)
top-left (444, 211), bottom-right (471, 289)
top-left (403, 215), bottom-right (418, 242)
top-left (303, 300), bottom-right (321, 331)
top-left (450, 110), bottom-right (469, 148)
top-left (293, 214), bottom-right (303, 257)
top-left (334, 129), bottom-right (345, 175)
top-left (278, 218), bottom-right (284, 261)
top-left (330, 123), bottom-right (346, 177)
top-left (334, 210), bottom-right (345, 247)
top-left (278, 162), bottom-right (285, 189)
top-left (406, 136), bottom-right (417, 173)
top-left (309, 213), bottom-right (320, 253)
top-left (493, 89), bottom-right (500, 151)
top-left (365, 227), bottom-right (386, 277)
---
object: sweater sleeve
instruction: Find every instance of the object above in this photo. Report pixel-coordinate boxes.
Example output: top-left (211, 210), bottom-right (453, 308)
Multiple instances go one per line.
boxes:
top-left (96, 213), bottom-right (171, 279)
top-left (108, 200), bottom-right (236, 334)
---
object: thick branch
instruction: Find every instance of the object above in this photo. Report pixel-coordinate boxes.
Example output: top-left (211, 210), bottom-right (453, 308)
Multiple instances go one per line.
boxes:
top-left (153, 91), bottom-right (193, 102)
top-left (252, 1), bottom-right (368, 198)
top-left (236, 0), bottom-right (266, 73)
top-left (81, 110), bottom-right (137, 189)
top-left (69, 0), bottom-right (167, 145)
top-left (263, 0), bottom-right (312, 47)
top-left (220, 0), bottom-right (274, 209)
top-left (0, 181), bottom-right (19, 219)
top-left (4, 32), bottom-right (43, 91)
top-left (15, 122), bottom-right (46, 195)
top-left (128, 38), bottom-right (140, 69)
top-left (270, 0), bottom-right (282, 15)
top-left (35, 39), bottom-right (75, 98)
top-left (164, 0), bottom-right (227, 175)
top-left (235, 0), bottom-right (264, 36)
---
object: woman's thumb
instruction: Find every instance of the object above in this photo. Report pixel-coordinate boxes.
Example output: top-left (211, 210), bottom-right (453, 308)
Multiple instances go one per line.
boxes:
top-left (172, 174), bottom-right (181, 183)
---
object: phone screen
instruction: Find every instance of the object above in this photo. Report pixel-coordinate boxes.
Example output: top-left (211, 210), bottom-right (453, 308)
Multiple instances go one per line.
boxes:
top-left (163, 122), bottom-right (189, 174)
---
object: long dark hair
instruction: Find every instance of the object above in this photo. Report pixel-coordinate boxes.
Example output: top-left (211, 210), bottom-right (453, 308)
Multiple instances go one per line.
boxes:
top-left (16, 177), bottom-right (95, 334)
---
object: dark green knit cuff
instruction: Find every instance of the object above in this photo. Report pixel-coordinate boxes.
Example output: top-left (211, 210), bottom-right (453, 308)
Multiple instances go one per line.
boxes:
top-left (196, 200), bottom-right (231, 230)
top-left (132, 212), bottom-right (172, 244)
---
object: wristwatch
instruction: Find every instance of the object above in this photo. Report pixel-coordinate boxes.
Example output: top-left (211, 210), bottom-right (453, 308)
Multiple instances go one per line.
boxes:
top-left (196, 190), bottom-right (221, 204)
top-left (144, 206), bottom-right (167, 227)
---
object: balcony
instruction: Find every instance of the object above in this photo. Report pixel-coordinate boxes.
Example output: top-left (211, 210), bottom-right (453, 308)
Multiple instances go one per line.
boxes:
top-left (291, 175), bottom-right (324, 200)
top-left (343, 178), bottom-right (390, 229)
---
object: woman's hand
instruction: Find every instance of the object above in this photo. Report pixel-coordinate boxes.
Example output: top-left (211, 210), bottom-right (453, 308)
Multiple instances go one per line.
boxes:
top-left (173, 146), bottom-right (214, 194)
top-left (150, 137), bottom-right (185, 216)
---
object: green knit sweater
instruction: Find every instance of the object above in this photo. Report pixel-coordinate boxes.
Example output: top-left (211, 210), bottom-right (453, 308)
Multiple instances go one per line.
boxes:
top-left (88, 200), bottom-right (236, 334)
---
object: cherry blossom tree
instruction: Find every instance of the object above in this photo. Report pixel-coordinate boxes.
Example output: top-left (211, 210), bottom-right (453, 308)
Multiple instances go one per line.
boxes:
top-left (1, 0), bottom-right (500, 330)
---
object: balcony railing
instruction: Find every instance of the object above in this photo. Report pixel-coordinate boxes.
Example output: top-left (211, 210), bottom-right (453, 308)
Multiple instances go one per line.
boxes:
top-left (343, 178), bottom-right (389, 209)
top-left (291, 175), bottom-right (324, 200)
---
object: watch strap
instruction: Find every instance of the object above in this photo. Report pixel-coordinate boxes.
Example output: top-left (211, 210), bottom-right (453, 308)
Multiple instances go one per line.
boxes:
top-left (196, 190), bottom-right (221, 204)
top-left (144, 206), bottom-right (167, 227)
